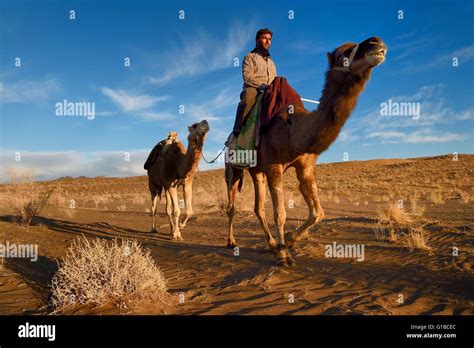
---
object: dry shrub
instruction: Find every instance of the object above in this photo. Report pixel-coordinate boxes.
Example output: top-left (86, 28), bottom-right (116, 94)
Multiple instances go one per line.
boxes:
top-left (375, 197), bottom-right (432, 253)
top-left (429, 190), bottom-right (445, 204)
top-left (5, 167), bottom-right (53, 226)
top-left (51, 237), bottom-right (172, 312)
top-left (405, 226), bottom-right (432, 252)
top-left (455, 188), bottom-right (470, 204)
top-left (409, 192), bottom-right (425, 217)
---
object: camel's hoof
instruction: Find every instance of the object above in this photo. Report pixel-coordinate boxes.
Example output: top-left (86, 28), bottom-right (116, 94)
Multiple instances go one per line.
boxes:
top-left (151, 227), bottom-right (158, 233)
top-left (226, 240), bottom-right (237, 249)
top-left (287, 256), bottom-right (297, 267)
top-left (275, 244), bottom-right (296, 267)
top-left (172, 235), bottom-right (184, 241)
top-left (284, 232), bottom-right (296, 249)
top-left (316, 210), bottom-right (325, 223)
top-left (276, 257), bottom-right (296, 268)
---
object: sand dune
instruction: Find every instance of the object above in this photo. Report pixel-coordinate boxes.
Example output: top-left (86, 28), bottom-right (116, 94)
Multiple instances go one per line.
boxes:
top-left (0, 154), bottom-right (472, 315)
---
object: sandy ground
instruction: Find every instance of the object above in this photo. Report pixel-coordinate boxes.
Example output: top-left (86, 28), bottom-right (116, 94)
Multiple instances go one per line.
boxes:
top-left (0, 154), bottom-right (472, 315)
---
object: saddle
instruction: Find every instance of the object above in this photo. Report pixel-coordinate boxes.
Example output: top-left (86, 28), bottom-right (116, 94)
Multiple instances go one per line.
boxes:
top-left (226, 92), bottom-right (263, 169)
top-left (226, 77), bottom-right (304, 169)
top-left (144, 131), bottom-right (179, 170)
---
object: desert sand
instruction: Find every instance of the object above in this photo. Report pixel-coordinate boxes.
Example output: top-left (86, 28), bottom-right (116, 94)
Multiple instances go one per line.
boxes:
top-left (0, 154), bottom-right (472, 315)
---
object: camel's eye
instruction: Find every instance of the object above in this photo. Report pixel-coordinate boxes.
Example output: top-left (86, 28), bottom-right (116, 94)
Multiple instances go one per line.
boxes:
top-left (336, 52), bottom-right (345, 61)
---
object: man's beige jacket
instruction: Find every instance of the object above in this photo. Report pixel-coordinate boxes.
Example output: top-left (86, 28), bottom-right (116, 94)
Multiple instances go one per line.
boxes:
top-left (242, 52), bottom-right (277, 89)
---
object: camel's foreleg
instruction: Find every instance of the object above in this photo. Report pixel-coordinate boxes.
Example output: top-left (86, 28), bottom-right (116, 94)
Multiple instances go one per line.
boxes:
top-left (285, 163), bottom-right (325, 248)
top-left (169, 186), bottom-right (183, 240)
top-left (165, 190), bottom-right (174, 236)
top-left (250, 171), bottom-right (277, 251)
top-left (179, 180), bottom-right (193, 229)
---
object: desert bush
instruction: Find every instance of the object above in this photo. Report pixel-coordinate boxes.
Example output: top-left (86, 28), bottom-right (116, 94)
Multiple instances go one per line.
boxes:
top-left (405, 226), bottom-right (432, 253)
top-left (5, 168), bottom-right (52, 226)
top-left (375, 198), bottom-right (432, 253)
top-left (51, 237), bottom-right (171, 312)
top-left (429, 190), bottom-right (445, 204)
top-left (455, 188), bottom-right (470, 204)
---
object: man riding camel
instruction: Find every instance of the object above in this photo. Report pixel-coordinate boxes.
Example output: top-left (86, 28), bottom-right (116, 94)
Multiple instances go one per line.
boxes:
top-left (232, 28), bottom-right (277, 137)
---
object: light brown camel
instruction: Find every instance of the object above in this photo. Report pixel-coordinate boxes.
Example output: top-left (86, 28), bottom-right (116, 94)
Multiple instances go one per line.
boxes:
top-left (225, 36), bottom-right (387, 266)
top-left (147, 120), bottom-right (209, 240)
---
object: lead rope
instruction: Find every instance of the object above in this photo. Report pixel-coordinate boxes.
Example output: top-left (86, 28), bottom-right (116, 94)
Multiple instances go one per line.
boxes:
top-left (201, 144), bottom-right (227, 164)
top-left (196, 132), bottom-right (228, 172)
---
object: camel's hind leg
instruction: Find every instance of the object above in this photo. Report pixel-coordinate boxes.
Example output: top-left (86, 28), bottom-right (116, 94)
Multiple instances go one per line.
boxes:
top-left (250, 170), bottom-right (277, 251)
top-left (179, 180), bottom-right (193, 229)
top-left (285, 159), bottom-right (325, 248)
top-left (225, 164), bottom-right (242, 248)
top-left (151, 194), bottom-right (159, 233)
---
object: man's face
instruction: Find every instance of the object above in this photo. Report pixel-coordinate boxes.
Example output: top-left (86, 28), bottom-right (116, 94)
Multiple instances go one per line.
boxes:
top-left (256, 33), bottom-right (272, 50)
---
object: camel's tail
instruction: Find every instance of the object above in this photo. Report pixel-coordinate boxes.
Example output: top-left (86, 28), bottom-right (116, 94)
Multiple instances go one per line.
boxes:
top-left (237, 175), bottom-right (243, 192)
top-left (157, 186), bottom-right (163, 201)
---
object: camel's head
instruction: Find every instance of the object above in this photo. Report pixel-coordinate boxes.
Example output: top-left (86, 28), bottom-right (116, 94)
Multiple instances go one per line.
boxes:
top-left (327, 36), bottom-right (386, 78)
top-left (187, 119), bottom-right (210, 149)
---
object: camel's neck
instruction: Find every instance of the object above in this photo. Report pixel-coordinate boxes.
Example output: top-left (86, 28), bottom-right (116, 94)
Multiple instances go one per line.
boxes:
top-left (300, 70), bottom-right (371, 154)
top-left (179, 137), bottom-right (203, 178)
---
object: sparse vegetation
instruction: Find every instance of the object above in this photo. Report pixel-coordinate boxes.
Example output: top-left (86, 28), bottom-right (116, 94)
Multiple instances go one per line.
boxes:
top-left (51, 237), bottom-right (172, 312)
top-left (455, 188), bottom-right (470, 204)
top-left (375, 197), bottom-right (433, 253)
top-left (429, 190), bottom-right (445, 204)
top-left (5, 167), bottom-right (53, 226)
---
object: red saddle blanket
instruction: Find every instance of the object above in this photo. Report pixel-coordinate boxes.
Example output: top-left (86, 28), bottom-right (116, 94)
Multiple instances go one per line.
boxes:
top-left (260, 76), bottom-right (304, 128)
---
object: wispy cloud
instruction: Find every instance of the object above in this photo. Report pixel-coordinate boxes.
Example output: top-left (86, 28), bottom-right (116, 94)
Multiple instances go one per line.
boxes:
top-left (148, 21), bottom-right (255, 85)
top-left (339, 84), bottom-right (473, 145)
top-left (0, 79), bottom-right (59, 103)
top-left (186, 88), bottom-right (238, 121)
top-left (138, 111), bottom-right (177, 121)
top-left (0, 149), bottom-right (149, 181)
top-left (101, 87), bottom-right (170, 112)
top-left (367, 130), bottom-right (467, 144)
top-left (400, 44), bottom-right (474, 73)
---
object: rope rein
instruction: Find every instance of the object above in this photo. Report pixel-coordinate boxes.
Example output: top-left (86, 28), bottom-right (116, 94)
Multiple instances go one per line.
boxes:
top-left (201, 144), bottom-right (227, 164)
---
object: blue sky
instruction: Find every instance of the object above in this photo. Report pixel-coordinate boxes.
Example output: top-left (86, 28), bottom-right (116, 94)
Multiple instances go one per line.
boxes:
top-left (1, 0), bottom-right (473, 180)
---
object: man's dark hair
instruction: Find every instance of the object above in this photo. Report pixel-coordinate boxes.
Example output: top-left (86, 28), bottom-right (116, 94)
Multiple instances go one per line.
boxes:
top-left (256, 28), bottom-right (273, 40)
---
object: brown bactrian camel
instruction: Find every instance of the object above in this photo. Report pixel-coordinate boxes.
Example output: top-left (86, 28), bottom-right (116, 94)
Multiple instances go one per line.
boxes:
top-left (147, 120), bottom-right (209, 240)
top-left (225, 36), bottom-right (387, 266)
